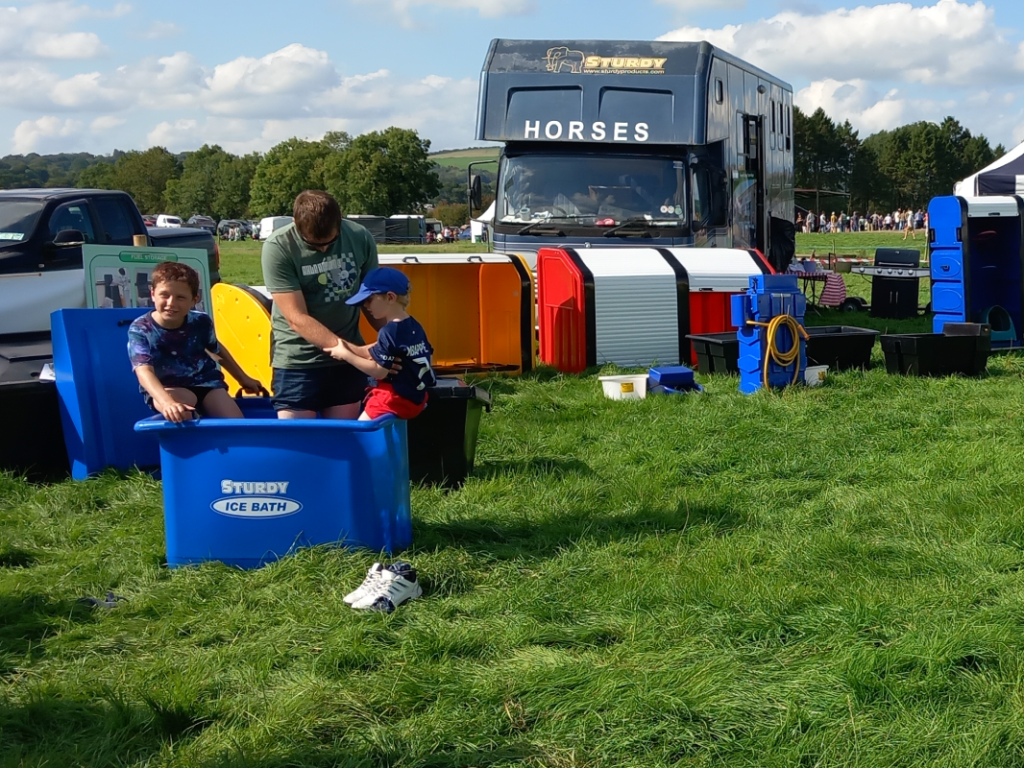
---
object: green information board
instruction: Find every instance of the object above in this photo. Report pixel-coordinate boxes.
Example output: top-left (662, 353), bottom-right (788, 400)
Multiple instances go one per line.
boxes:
top-left (82, 245), bottom-right (212, 313)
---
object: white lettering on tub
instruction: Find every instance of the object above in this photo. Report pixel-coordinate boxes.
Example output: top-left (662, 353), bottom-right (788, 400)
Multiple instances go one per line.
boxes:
top-left (220, 480), bottom-right (291, 495)
top-left (524, 120), bottom-right (540, 139)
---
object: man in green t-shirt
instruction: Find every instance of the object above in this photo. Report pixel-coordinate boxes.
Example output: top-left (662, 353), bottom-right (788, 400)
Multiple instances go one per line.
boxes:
top-left (261, 190), bottom-right (383, 418)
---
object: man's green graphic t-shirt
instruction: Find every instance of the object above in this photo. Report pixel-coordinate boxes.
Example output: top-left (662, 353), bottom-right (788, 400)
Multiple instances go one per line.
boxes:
top-left (261, 220), bottom-right (378, 368)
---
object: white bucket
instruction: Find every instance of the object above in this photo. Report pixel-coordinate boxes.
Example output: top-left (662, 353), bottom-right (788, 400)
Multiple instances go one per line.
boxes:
top-left (804, 365), bottom-right (828, 387)
top-left (599, 374), bottom-right (648, 400)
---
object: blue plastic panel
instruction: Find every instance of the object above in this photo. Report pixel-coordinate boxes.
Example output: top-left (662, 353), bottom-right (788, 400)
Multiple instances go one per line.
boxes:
top-left (931, 285), bottom-right (966, 315)
top-left (135, 415), bottom-right (412, 567)
top-left (928, 196), bottom-right (967, 249)
top-left (930, 249), bottom-right (964, 280)
top-left (52, 308), bottom-right (158, 480)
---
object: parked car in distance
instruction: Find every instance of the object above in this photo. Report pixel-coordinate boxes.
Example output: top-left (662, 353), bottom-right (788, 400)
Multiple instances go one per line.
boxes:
top-left (458, 227), bottom-right (472, 240)
top-left (217, 219), bottom-right (252, 239)
top-left (259, 216), bottom-right (293, 240)
top-left (141, 214), bottom-right (157, 226)
top-left (186, 215), bottom-right (217, 234)
top-left (155, 214), bottom-right (182, 227)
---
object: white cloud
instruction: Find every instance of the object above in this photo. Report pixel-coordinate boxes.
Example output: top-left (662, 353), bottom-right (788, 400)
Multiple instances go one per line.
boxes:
top-left (658, 0), bottom-right (1023, 87)
top-left (658, 0), bottom-right (1024, 146)
top-left (147, 119), bottom-right (199, 147)
top-left (0, 2), bottom-right (125, 61)
top-left (12, 116), bottom-right (83, 153)
top-left (91, 115), bottom-right (124, 132)
top-left (140, 69), bottom-right (480, 154)
top-left (203, 44), bottom-right (339, 117)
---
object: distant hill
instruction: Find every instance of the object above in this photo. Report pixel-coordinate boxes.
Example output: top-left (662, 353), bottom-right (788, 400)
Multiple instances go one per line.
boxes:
top-left (430, 147), bottom-right (500, 171)
top-left (0, 151), bottom-right (120, 189)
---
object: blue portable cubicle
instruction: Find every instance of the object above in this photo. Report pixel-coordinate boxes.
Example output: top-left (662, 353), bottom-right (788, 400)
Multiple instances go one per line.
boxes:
top-left (929, 195), bottom-right (1024, 347)
top-left (51, 308), bottom-right (159, 479)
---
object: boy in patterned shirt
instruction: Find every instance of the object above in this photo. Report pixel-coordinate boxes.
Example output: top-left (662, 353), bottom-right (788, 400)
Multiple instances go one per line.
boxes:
top-left (127, 262), bottom-right (262, 422)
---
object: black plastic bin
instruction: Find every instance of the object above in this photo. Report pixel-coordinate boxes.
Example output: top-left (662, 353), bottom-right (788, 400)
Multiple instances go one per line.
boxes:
top-left (407, 379), bottom-right (491, 487)
top-left (805, 326), bottom-right (880, 371)
top-left (686, 332), bottom-right (740, 374)
top-left (880, 329), bottom-right (991, 376)
top-left (1, 333), bottom-right (70, 480)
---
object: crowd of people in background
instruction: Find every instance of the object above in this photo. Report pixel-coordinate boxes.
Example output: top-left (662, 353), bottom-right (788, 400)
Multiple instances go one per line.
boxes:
top-left (797, 208), bottom-right (927, 238)
top-left (425, 225), bottom-right (468, 244)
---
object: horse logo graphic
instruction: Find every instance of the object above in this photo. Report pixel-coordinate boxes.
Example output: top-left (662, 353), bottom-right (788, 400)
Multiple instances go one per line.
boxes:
top-left (545, 47), bottom-right (586, 74)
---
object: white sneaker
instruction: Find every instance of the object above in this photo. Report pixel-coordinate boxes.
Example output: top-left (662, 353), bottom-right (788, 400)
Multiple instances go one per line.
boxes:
top-left (351, 567), bottom-right (422, 613)
top-left (344, 562), bottom-right (384, 605)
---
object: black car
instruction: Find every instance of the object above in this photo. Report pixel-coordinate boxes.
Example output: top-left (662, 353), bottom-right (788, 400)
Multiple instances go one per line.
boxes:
top-left (217, 219), bottom-right (251, 239)
top-left (186, 214), bottom-right (217, 233)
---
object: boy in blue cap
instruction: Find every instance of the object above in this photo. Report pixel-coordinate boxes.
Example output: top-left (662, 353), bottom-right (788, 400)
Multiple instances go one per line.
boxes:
top-left (324, 267), bottom-right (436, 420)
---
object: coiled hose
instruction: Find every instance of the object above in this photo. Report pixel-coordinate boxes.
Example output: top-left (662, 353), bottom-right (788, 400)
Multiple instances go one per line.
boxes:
top-left (746, 315), bottom-right (811, 389)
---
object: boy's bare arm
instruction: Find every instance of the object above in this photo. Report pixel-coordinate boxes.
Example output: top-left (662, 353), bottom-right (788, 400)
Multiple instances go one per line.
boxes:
top-left (324, 342), bottom-right (391, 379)
top-left (134, 365), bottom-right (193, 422)
top-left (339, 340), bottom-right (374, 359)
top-left (207, 346), bottom-right (262, 392)
top-left (273, 290), bottom-right (342, 349)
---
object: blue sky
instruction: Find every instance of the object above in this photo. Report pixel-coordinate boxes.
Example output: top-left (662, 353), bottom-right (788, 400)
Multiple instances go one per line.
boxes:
top-left (3, 0), bottom-right (1024, 157)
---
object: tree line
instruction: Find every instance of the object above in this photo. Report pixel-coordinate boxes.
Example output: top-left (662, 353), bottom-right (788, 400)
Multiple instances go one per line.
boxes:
top-left (794, 106), bottom-right (1005, 215)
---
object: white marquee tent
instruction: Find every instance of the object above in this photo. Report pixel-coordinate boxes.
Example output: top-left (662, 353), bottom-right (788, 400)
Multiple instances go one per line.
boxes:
top-left (954, 142), bottom-right (1024, 197)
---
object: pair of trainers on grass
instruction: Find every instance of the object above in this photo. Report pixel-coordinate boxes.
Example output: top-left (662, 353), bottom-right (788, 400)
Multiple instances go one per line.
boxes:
top-left (344, 561), bottom-right (422, 613)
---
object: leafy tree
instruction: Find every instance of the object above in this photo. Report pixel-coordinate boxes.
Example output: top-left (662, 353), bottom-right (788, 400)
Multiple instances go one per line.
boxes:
top-left (76, 162), bottom-right (116, 189)
top-left (249, 138), bottom-right (332, 218)
top-left (112, 147), bottom-right (180, 213)
top-left (433, 202), bottom-right (468, 226)
top-left (323, 127), bottom-right (440, 216)
top-left (164, 144), bottom-right (231, 219)
top-left (163, 145), bottom-right (259, 221)
top-left (794, 107), bottom-right (855, 195)
top-left (213, 152), bottom-right (260, 220)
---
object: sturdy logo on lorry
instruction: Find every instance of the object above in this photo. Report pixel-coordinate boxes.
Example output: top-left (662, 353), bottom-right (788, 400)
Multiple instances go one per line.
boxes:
top-left (544, 47), bottom-right (668, 75)
top-left (211, 480), bottom-right (302, 518)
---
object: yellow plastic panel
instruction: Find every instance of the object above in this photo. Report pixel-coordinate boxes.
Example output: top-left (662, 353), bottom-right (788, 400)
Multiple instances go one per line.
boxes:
top-left (211, 283), bottom-right (273, 395)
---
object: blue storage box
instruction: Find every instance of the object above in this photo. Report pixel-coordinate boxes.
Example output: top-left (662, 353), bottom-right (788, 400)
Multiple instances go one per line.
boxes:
top-left (648, 365), bottom-right (695, 388)
top-left (135, 414), bottom-right (412, 568)
top-left (52, 308), bottom-right (158, 479)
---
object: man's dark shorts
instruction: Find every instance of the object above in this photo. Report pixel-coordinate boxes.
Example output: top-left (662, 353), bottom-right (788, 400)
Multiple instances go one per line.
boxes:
top-left (271, 364), bottom-right (369, 413)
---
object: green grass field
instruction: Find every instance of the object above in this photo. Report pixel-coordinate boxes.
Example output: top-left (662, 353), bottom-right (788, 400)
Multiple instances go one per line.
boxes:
top-left (430, 148), bottom-right (500, 171)
top-left (9, 230), bottom-right (1021, 767)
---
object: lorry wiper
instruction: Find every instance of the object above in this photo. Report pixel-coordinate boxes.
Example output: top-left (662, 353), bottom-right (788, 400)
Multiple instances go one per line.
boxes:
top-left (602, 217), bottom-right (667, 237)
top-left (517, 220), bottom-right (566, 236)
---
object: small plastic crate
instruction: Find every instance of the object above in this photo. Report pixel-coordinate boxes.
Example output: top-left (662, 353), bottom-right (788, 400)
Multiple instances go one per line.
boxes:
top-left (880, 331), bottom-right (991, 376)
top-left (648, 365), bottom-right (695, 388)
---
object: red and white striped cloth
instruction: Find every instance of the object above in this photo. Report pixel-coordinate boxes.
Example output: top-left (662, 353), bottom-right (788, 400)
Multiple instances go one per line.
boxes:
top-left (786, 269), bottom-right (848, 308)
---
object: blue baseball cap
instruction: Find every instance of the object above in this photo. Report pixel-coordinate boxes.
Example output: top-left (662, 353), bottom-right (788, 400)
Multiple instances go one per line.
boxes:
top-left (345, 267), bottom-right (411, 305)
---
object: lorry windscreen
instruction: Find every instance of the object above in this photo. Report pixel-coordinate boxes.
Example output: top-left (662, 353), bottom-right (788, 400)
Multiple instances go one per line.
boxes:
top-left (0, 201), bottom-right (45, 244)
top-left (498, 154), bottom-right (688, 228)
